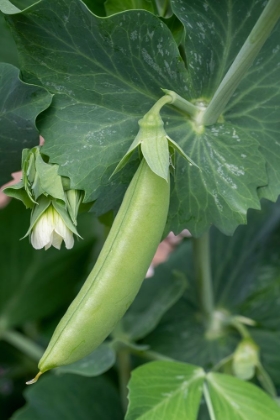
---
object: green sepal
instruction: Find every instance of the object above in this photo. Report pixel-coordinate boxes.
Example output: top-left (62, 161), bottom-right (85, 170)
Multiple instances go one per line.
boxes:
top-left (21, 146), bottom-right (66, 203)
top-left (65, 189), bottom-right (83, 226)
top-left (111, 135), bottom-right (140, 177)
top-left (112, 106), bottom-right (198, 181)
top-left (22, 147), bottom-right (37, 204)
top-left (112, 112), bottom-right (170, 181)
top-left (3, 180), bottom-right (34, 209)
top-left (52, 199), bottom-right (81, 238)
top-left (167, 135), bottom-right (199, 169)
top-left (140, 113), bottom-right (170, 181)
top-left (24, 195), bottom-right (52, 238)
top-left (33, 149), bottom-right (65, 201)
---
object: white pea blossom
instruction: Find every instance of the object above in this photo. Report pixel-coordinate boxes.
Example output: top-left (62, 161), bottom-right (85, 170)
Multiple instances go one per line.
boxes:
top-left (31, 205), bottom-right (74, 250)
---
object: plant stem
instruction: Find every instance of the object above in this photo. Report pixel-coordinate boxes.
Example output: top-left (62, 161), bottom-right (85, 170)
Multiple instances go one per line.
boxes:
top-left (162, 89), bottom-right (203, 119)
top-left (1, 330), bottom-right (44, 361)
top-left (202, 0), bottom-right (280, 126)
top-left (131, 348), bottom-right (174, 362)
top-left (154, 0), bottom-right (170, 17)
top-left (150, 94), bottom-right (172, 114)
top-left (117, 347), bottom-right (131, 412)
top-left (193, 231), bottom-right (214, 324)
top-left (230, 318), bottom-right (251, 339)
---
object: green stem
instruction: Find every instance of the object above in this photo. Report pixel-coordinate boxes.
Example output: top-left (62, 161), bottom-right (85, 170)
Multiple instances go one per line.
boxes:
top-left (131, 348), bottom-right (173, 362)
top-left (193, 231), bottom-right (214, 323)
top-left (202, 0), bottom-right (280, 126)
top-left (150, 94), bottom-right (172, 114)
top-left (162, 89), bottom-right (203, 119)
top-left (1, 330), bottom-right (44, 361)
top-left (117, 348), bottom-right (131, 412)
top-left (230, 319), bottom-right (251, 339)
top-left (154, 0), bottom-right (170, 17)
top-left (111, 338), bottom-right (173, 362)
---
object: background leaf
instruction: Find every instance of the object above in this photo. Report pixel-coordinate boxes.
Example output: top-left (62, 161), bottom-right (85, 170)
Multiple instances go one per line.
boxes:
top-left (205, 372), bottom-right (280, 420)
top-left (144, 200), bottom-right (280, 383)
top-left (0, 63), bottom-right (52, 185)
top-left (82, 0), bottom-right (106, 16)
top-left (0, 12), bottom-right (18, 65)
top-left (126, 361), bottom-right (205, 420)
top-left (105, 0), bottom-right (155, 16)
top-left (4, 0), bottom-right (278, 235)
top-left (122, 256), bottom-right (187, 341)
top-left (0, 199), bottom-right (96, 330)
top-left (12, 374), bottom-right (123, 420)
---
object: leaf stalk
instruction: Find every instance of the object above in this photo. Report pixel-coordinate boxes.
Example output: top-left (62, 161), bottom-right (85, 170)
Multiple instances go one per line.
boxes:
top-left (1, 330), bottom-right (44, 361)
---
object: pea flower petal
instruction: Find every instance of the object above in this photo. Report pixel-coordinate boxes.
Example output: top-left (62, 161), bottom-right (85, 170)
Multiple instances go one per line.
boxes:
top-left (31, 205), bottom-right (74, 250)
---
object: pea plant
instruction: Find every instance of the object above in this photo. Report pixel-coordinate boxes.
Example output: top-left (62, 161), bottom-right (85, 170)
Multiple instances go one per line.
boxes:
top-left (1, 0), bottom-right (280, 418)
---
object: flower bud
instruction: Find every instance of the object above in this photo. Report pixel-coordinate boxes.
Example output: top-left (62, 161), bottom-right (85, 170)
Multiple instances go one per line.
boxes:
top-left (31, 204), bottom-right (74, 250)
top-left (233, 338), bottom-right (259, 380)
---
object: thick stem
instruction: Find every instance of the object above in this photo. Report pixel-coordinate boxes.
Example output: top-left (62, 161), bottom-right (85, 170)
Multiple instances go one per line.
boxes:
top-left (117, 348), bottom-right (131, 412)
top-left (202, 0), bottom-right (280, 126)
top-left (193, 231), bottom-right (214, 323)
top-left (1, 330), bottom-right (44, 361)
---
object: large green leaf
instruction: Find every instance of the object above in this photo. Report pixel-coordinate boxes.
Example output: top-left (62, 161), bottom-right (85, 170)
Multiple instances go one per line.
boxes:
top-left (0, 63), bottom-right (52, 185)
top-left (126, 361), bottom-right (205, 420)
top-left (12, 374), bottom-right (123, 420)
top-left (0, 12), bottom-right (18, 65)
top-left (0, 199), bottom-right (96, 330)
top-left (4, 0), bottom-right (276, 235)
top-left (205, 372), bottom-right (280, 420)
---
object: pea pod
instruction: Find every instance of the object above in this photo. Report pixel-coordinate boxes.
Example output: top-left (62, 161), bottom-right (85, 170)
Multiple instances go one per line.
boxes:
top-left (30, 158), bottom-right (170, 381)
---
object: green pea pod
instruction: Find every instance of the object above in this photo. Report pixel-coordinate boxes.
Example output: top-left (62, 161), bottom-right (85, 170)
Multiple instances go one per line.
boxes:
top-left (29, 158), bottom-right (170, 382)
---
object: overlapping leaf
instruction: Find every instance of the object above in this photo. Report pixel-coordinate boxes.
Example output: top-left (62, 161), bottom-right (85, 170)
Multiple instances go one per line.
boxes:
top-left (12, 374), bottom-right (123, 420)
top-left (205, 372), bottom-right (280, 420)
top-left (0, 63), bottom-right (52, 185)
top-left (126, 361), bottom-right (205, 420)
top-left (0, 11), bottom-right (18, 65)
top-left (3, 0), bottom-right (278, 234)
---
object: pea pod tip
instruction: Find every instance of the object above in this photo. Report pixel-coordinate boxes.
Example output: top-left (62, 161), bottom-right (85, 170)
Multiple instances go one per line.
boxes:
top-left (26, 371), bottom-right (43, 385)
